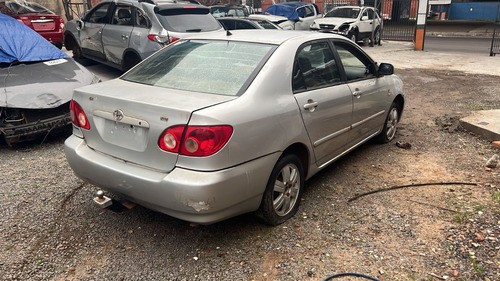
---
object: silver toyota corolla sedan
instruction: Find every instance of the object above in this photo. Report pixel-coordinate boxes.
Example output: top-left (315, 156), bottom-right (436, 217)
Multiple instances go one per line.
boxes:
top-left (65, 30), bottom-right (405, 226)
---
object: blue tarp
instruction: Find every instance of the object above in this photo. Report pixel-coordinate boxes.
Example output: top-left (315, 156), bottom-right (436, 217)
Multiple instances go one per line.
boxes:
top-left (0, 13), bottom-right (68, 63)
top-left (264, 2), bottom-right (311, 22)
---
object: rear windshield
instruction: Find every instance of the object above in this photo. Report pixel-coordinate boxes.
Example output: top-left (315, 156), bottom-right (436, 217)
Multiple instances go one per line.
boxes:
top-left (5, 1), bottom-right (53, 15)
top-left (253, 20), bottom-right (279, 29)
top-left (122, 40), bottom-right (275, 96)
top-left (155, 8), bottom-right (221, 32)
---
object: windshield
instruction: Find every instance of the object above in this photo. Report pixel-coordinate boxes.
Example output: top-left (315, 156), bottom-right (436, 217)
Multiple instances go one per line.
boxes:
top-left (122, 40), bottom-right (275, 96)
top-left (324, 7), bottom-right (360, 19)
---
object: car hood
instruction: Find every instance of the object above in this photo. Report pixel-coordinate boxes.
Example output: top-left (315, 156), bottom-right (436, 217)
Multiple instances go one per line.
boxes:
top-left (248, 14), bottom-right (289, 23)
top-left (1, 59), bottom-right (98, 109)
top-left (314, 17), bottom-right (355, 26)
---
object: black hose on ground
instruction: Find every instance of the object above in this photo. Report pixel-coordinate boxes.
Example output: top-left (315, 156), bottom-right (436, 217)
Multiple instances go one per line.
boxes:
top-left (323, 272), bottom-right (381, 281)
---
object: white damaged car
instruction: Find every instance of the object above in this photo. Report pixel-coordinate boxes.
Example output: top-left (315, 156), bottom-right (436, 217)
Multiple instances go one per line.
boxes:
top-left (310, 6), bottom-right (382, 45)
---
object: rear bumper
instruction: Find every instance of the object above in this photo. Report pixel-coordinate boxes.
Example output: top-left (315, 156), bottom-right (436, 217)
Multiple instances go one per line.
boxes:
top-left (64, 135), bottom-right (279, 224)
top-left (38, 30), bottom-right (64, 44)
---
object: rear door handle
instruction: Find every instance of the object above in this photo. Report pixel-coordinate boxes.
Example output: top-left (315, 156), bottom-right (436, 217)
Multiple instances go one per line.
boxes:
top-left (122, 35), bottom-right (129, 39)
top-left (353, 90), bottom-right (362, 98)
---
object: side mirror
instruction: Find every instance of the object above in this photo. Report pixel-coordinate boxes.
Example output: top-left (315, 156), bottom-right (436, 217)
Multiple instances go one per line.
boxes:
top-left (378, 63), bottom-right (394, 76)
top-left (76, 19), bottom-right (84, 31)
top-left (361, 15), bottom-right (369, 21)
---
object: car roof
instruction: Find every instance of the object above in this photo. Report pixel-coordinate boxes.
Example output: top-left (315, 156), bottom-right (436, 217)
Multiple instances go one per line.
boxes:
top-left (110, 0), bottom-right (201, 6)
top-left (332, 6), bottom-right (370, 9)
top-left (180, 29), bottom-right (349, 45)
top-left (272, 2), bottom-right (313, 8)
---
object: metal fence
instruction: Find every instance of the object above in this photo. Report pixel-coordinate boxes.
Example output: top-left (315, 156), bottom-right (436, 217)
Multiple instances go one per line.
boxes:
top-left (380, 0), bottom-right (416, 41)
top-left (62, 0), bottom-right (91, 21)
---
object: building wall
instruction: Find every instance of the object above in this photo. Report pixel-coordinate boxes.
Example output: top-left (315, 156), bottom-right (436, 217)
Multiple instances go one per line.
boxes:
top-left (448, 2), bottom-right (500, 20)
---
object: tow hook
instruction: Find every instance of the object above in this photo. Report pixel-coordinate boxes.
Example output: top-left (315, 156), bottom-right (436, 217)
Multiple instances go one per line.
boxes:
top-left (93, 190), bottom-right (136, 213)
top-left (93, 190), bottom-right (112, 208)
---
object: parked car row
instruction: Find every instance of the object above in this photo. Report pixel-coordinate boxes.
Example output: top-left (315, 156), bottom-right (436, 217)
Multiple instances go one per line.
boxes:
top-left (59, 1), bottom-right (383, 71)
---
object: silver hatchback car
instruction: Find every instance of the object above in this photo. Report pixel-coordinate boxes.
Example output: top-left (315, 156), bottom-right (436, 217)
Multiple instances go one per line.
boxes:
top-left (65, 30), bottom-right (405, 226)
top-left (63, 0), bottom-right (223, 71)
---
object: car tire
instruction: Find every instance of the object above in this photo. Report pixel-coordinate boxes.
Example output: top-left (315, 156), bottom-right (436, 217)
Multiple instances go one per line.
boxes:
top-left (376, 102), bottom-right (400, 143)
top-left (72, 42), bottom-right (83, 60)
top-left (372, 27), bottom-right (381, 45)
top-left (122, 53), bottom-right (141, 72)
top-left (349, 31), bottom-right (358, 43)
top-left (256, 154), bottom-right (304, 226)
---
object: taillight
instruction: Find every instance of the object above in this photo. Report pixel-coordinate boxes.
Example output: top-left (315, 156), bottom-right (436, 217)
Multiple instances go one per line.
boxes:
top-left (147, 34), bottom-right (179, 45)
top-left (59, 18), bottom-right (65, 30)
top-left (69, 100), bottom-right (90, 130)
top-left (158, 125), bottom-right (233, 157)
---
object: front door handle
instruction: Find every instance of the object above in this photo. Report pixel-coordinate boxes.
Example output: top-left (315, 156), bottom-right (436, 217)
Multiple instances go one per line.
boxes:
top-left (303, 99), bottom-right (318, 112)
top-left (122, 35), bottom-right (129, 39)
top-left (353, 90), bottom-right (362, 98)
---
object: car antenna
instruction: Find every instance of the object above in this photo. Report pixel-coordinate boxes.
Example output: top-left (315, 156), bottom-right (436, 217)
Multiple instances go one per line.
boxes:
top-left (226, 30), bottom-right (232, 36)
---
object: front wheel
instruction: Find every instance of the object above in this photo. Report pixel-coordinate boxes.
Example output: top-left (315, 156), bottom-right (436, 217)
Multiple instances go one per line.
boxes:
top-left (349, 31), bottom-right (358, 43)
top-left (72, 41), bottom-right (83, 60)
top-left (256, 154), bottom-right (304, 226)
top-left (376, 102), bottom-right (400, 143)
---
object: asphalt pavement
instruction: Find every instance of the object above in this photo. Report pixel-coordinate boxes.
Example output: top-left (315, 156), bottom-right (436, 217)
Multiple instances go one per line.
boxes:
top-left (425, 20), bottom-right (498, 37)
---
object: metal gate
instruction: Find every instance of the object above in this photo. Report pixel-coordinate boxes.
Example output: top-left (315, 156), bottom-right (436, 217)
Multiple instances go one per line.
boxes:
top-left (380, 0), bottom-right (416, 41)
top-left (62, 0), bottom-right (91, 21)
top-left (322, 0), bottom-right (417, 42)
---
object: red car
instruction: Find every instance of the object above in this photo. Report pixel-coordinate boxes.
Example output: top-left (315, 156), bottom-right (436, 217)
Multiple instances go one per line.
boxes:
top-left (1, 1), bottom-right (64, 49)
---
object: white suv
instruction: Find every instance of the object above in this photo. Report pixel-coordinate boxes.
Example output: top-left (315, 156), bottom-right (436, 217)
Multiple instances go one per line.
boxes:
top-left (310, 6), bottom-right (382, 45)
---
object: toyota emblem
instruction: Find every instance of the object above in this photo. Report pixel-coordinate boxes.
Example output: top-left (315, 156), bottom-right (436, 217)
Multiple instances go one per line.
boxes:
top-left (113, 109), bottom-right (124, 121)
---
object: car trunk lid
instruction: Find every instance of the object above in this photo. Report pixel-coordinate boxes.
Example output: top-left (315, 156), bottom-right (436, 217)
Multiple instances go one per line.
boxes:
top-left (73, 79), bottom-right (236, 172)
top-left (16, 14), bottom-right (62, 32)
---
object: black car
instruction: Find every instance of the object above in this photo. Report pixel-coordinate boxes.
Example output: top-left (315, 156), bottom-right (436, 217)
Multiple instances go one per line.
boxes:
top-left (217, 17), bottom-right (281, 30)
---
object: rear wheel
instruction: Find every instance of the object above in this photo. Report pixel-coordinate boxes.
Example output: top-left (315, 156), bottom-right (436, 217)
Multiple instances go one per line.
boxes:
top-left (122, 53), bottom-right (141, 72)
top-left (376, 102), bottom-right (400, 143)
top-left (372, 27), bottom-right (381, 45)
top-left (256, 154), bottom-right (304, 226)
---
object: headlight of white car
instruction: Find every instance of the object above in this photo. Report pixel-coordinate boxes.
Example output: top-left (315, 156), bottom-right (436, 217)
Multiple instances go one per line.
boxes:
top-left (338, 24), bottom-right (351, 35)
